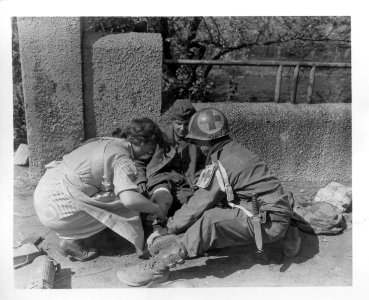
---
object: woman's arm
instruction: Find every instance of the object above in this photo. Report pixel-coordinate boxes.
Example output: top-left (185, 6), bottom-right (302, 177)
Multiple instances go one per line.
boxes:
top-left (118, 190), bottom-right (167, 221)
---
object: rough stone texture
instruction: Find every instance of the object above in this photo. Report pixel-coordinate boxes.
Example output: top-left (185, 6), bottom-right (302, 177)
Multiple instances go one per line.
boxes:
top-left (17, 22), bottom-right (350, 185)
top-left (82, 30), bottom-right (107, 139)
top-left (92, 33), bottom-right (162, 136)
top-left (191, 103), bottom-right (351, 184)
top-left (18, 17), bottom-right (84, 183)
top-left (14, 143), bottom-right (29, 166)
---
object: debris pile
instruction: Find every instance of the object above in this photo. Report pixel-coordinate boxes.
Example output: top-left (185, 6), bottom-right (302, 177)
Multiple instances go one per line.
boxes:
top-left (314, 182), bottom-right (352, 213)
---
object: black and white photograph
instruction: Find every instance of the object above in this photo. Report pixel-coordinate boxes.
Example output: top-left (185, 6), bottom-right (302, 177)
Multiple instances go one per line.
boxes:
top-left (0, 0), bottom-right (368, 298)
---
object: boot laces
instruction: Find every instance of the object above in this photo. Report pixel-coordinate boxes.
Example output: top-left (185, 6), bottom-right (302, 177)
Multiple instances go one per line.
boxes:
top-left (137, 257), bottom-right (167, 271)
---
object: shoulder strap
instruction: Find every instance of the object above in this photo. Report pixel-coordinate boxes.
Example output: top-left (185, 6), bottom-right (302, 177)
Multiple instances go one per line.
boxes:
top-left (214, 162), bottom-right (253, 218)
top-left (216, 161), bottom-right (234, 202)
top-left (215, 160), bottom-right (254, 218)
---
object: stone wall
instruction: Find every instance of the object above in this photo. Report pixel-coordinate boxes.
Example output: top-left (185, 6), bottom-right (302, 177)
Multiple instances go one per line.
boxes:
top-left (192, 103), bottom-right (351, 184)
top-left (17, 18), bottom-right (351, 184)
top-left (17, 17), bottom-right (84, 183)
top-left (92, 33), bottom-right (162, 136)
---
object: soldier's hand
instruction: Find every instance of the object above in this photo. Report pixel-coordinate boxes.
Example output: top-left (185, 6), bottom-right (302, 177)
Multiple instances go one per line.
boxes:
top-left (147, 226), bottom-right (168, 247)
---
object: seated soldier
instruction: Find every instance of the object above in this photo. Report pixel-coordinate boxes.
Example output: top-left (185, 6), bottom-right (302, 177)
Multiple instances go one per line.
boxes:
top-left (117, 107), bottom-right (301, 286)
top-left (135, 99), bottom-right (206, 237)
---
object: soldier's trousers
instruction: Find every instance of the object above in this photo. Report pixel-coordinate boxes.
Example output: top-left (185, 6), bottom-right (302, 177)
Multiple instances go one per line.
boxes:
top-left (177, 206), bottom-right (290, 258)
top-left (142, 171), bottom-right (195, 237)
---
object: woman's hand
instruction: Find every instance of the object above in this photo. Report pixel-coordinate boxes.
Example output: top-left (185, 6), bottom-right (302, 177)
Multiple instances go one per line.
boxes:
top-left (119, 190), bottom-right (168, 219)
top-left (137, 182), bottom-right (149, 198)
top-left (94, 191), bottom-right (116, 203)
top-left (137, 182), bottom-right (147, 194)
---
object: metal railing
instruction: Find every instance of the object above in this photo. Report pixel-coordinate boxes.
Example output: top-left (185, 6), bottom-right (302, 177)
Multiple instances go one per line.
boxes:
top-left (163, 59), bottom-right (351, 104)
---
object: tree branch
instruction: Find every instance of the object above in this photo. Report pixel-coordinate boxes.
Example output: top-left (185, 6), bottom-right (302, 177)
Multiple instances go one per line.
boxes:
top-left (202, 34), bottom-right (350, 78)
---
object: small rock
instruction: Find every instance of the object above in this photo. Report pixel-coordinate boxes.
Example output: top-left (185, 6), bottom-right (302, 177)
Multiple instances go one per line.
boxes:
top-left (314, 182), bottom-right (352, 213)
top-left (14, 143), bottom-right (29, 166)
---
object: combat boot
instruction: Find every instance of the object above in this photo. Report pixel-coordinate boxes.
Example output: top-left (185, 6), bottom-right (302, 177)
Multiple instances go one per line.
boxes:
top-left (58, 238), bottom-right (99, 262)
top-left (117, 241), bottom-right (185, 287)
top-left (148, 234), bottom-right (180, 256)
top-left (279, 226), bottom-right (301, 257)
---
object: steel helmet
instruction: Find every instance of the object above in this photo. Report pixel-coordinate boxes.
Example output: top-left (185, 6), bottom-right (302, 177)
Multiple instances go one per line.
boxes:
top-left (186, 108), bottom-right (230, 141)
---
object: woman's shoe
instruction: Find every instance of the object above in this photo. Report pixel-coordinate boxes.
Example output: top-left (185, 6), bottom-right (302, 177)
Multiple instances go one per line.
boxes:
top-left (58, 238), bottom-right (99, 261)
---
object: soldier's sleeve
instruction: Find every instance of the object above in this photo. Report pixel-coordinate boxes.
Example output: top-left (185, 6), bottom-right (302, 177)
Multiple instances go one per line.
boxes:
top-left (166, 168), bottom-right (226, 234)
top-left (186, 142), bottom-right (198, 186)
top-left (134, 159), bottom-right (148, 185)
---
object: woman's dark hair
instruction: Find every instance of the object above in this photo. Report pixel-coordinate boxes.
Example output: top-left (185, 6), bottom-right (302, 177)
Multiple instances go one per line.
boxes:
top-left (112, 117), bottom-right (170, 153)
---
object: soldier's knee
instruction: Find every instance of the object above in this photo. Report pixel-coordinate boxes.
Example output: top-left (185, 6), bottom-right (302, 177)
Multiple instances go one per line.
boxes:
top-left (202, 210), bottom-right (213, 219)
top-left (199, 210), bottom-right (218, 227)
top-left (151, 187), bottom-right (173, 211)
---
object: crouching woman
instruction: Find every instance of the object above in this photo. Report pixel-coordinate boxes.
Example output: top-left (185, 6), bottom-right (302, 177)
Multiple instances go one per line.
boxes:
top-left (34, 118), bottom-right (169, 261)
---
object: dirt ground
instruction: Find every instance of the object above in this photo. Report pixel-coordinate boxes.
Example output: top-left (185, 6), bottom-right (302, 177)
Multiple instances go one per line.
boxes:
top-left (12, 165), bottom-right (352, 289)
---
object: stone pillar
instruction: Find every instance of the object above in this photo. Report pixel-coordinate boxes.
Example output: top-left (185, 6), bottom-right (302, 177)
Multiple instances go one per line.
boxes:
top-left (92, 33), bottom-right (162, 136)
top-left (18, 17), bottom-right (84, 183)
top-left (82, 30), bottom-right (106, 139)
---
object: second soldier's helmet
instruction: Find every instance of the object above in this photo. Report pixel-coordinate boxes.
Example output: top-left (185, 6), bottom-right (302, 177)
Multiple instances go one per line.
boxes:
top-left (186, 108), bottom-right (230, 141)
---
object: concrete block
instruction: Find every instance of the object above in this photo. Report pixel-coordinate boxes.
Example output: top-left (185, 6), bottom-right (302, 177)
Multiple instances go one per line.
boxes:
top-left (92, 33), bottom-right (162, 136)
top-left (17, 17), bottom-right (84, 183)
top-left (82, 30), bottom-right (107, 139)
top-left (193, 103), bottom-right (351, 184)
top-left (14, 143), bottom-right (29, 166)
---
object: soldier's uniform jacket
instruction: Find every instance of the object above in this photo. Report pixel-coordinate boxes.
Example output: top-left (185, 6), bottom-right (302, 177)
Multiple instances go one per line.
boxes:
top-left (135, 124), bottom-right (204, 188)
top-left (166, 140), bottom-right (292, 234)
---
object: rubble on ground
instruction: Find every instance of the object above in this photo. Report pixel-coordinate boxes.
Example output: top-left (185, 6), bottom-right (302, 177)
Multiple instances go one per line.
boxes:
top-left (14, 143), bottom-right (29, 166)
top-left (314, 182), bottom-right (352, 213)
